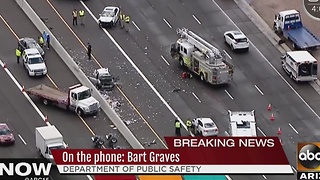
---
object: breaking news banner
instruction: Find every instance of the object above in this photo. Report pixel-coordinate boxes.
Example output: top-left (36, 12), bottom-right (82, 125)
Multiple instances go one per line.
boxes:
top-left (0, 158), bottom-right (52, 180)
top-left (297, 142), bottom-right (320, 180)
top-left (51, 137), bottom-right (294, 175)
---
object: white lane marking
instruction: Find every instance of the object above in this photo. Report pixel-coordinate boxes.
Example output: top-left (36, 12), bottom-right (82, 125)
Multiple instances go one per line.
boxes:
top-left (162, 18), bottom-right (172, 29)
top-left (223, 50), bottom-right (232, 59)
top-left (254, 85), bottom-right (264, 95)
top-left (192, 92), bottom-right (202, 103)
top-left (257, 127), bottom-right (267, 137)
top-left (18, 134), bottom-right (27, 145)
top-left (224, 90), bottom-right (234, 100)
top-left (81, 1), bottom-right (192, 135)
top-left (226, 175), bottom-right (232, 180)
top-left (1, 60), bottom-right (93, 180)
top-left (211, 0), bottom-right (320, 121)
top-left (289, 123), bottom-right (299, 134)
top-left (132, 21), bottom-right (141, 31)
top-left (161, 55), bottom-right (170, 66)
top-left (262, 175), bottom-right (267, 179)
top-left (192, 15), bottom-right (202, 24)
top-left (224, 131), bottom-right (230, 136)
top-left (291, 166), bottom-right (297, 173)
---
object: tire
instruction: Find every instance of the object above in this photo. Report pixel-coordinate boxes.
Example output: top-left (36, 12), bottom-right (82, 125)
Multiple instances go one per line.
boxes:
top-left (43, 99), bottom-right (49, 105)
top-left (179, 57), bottom-right (184, 67)
top-left (293, 43), bottom-right (298, 50)
top-left (224, 36), bottom-right (227, 44)
top-left (200, 73), bottom-right (205, 81)
top-left (76, 108), bottom-right (83, 116)
top-left (290, 73), bottom-right (293, 79)
top-left (231, 44), bottom-right (234, 51)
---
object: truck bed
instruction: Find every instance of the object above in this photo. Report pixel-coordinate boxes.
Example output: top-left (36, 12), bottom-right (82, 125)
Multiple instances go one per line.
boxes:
top-left (27, 84), bottom-right (68, 104)
top-left (284, 27), bottom-right (320, 49)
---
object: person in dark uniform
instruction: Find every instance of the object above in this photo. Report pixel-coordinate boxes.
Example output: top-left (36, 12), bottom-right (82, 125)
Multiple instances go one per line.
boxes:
top-left (87, 43), bottom-right (92, 60)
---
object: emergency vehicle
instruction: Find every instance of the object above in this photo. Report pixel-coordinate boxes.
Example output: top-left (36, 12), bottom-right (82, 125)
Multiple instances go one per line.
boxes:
top-left (170, 28), bottom-right (234, 85)
top-left (281, 51), bottom-right (317, 82)
top-left (228, 110), bottom-right (257, 137)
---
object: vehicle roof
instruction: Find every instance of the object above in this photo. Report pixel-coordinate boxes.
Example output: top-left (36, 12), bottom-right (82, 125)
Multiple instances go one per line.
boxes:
top-left (97, 68), bottom-right (110, 74)
top-left (103, 6), bottom-right (118, 11)
top-left (177, 40), bottom-right (195, 49)
top-left (71, 86), bottom-right (90, 93)
top-left (228, 110), bottom-right (257, 137)
top-left (196, 117), bottom-right (215, 124)
top-left (287, 51), bottom-right (317, 63)
top-left (24, 48), bottom-right (41, 56)
top-left (36, 125), bottom-right (62, 139)
top-left (279, 10), bottom-right (299, 16)
top-left (0, 123), bottom-right (9, 129)
top-left (20, 37), bottom-right (36, 42)
top-left (226, 31), bottom-right (247, 39)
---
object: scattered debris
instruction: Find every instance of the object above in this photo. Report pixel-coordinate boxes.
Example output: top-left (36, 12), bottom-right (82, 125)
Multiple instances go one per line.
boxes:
top-left (143, 139), bottom-right (157, 147)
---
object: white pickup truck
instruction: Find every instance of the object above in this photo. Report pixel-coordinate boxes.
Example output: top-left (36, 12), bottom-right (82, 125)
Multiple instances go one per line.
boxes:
top-left (36, 126), bottom-right (67, 163)
top-left (22, 48), bottom-right (47, 76)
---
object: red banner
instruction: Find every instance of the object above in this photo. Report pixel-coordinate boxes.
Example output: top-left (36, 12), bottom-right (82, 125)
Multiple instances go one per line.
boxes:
top-left (52, 137), bottom-right (288, 165)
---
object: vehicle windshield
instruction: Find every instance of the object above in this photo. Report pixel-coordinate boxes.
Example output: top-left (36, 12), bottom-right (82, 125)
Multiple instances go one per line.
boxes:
top-left (0, 128), bottom-right (11, 135)
top-left (78, 89), bottom-right (92, 100)
top-left (204, 123), bottom-right (215, 128)
top-left (100, 75), bottom-right (113, 84)
top-left (29, 57), bottom-right (43, 64)
top-left (101, 10), bottom-right (114, 17)
top-left (49, 145), bottom-right (66, 155)
top-left (236, 38), bottom-right (247, 43)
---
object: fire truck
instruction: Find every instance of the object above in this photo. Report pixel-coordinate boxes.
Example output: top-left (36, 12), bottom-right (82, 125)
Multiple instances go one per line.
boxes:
top-left (170, 28), bottom-right (234, 85)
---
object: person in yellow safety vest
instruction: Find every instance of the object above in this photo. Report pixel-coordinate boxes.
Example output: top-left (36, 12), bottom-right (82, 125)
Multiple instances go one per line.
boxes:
top-left (119, 12), bottom-right (125, 29)
top-left (186, 119), bottom-right (192, 132)
top-left (38, 36), bottom-right (44, 48)
top-left (72, 9), bottom-right (78, 25)
top-left (16, 48), bottom-right (21, 64)
top-left (124, 15), bottom-right (130, 32)
top-left (175, 119), bottom-right (181, 136)
top-left (79, 9), bottom-right (85, 25)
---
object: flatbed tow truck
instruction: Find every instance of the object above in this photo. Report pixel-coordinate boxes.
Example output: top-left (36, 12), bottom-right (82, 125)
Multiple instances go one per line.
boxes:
top-left (26, 84), bottom-right (100, 116)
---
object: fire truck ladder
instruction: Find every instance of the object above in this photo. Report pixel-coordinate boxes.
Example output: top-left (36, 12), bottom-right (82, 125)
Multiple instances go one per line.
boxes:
top-left (176, 28), bottom-right (222, 61)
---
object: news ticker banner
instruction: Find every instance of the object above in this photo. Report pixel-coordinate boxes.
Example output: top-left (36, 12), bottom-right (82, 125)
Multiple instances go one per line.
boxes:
top-left (51, 137), bottom-right (294, 175)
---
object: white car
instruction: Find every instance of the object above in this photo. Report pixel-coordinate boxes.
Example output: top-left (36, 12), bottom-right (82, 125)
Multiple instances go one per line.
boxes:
top-left (98, 6), bottom-right (120, 28)
top-left (192, 118), bottom-right (219, 136)
top-left (224, 30), bottom-right (249, 51)
top-left (22, 48), bottom-right (47, 76)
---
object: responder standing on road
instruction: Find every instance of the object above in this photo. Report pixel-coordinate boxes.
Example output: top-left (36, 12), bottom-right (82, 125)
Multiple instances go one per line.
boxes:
top-left (119, 11), bottom-right (125, 29)
top-left (186, 118), bottom-right (192, 132)
top-left (87, 43), bottom-right (92, 60)
top-left (72, 9), bottom-right (78, 25)
top-left (79, 9), bottom-right (85, 25)
top-left (38, 36), bottom-right (44, 48)
top-left (124, 14), bottom-right (130, 32)
top-left (46, 34), bottom-right (51, 50)
top-left (175, 119), bottom-right (181, 136)
top-left (16, 48), bottom-right (21, 64)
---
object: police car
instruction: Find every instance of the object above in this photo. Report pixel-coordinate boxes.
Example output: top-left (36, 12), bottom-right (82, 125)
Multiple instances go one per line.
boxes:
top-left (224, 30), bottom-right (249, 51)
top-left (98, 6), bottom-right (120, 28)
top-left (192, 118), bottom-right (219, 136)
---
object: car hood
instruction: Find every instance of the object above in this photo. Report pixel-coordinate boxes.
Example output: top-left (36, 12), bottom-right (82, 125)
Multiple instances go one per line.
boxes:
top-left (28, 63), bottom-right (46, 70)
top-left (79, 96), bottom-right (99, 106)
top-left (99, 16), bottom-right (113, 22)
top-left (0, 134), bottom-right (14, 140)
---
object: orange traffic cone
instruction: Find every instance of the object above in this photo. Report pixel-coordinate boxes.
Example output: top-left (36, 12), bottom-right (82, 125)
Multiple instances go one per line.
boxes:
top-left (267, 104), bottom-right (272, 111)
top-left (44, 116), bottom-right (48, 123)
top-left (277, 127), bottom-right (282, 135)
top-left (270, 113), bottom-right (275, 121)
top-left (3, 63), bottom-right (6, 68)
top-left (21, 86), bottom-right (25, 92)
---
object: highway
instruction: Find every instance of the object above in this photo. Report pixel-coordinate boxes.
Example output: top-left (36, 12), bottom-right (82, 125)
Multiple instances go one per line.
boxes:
top-left (10, 0), bottom-right (320, 180)
top-left (23, 0), bottom-right (320, 180)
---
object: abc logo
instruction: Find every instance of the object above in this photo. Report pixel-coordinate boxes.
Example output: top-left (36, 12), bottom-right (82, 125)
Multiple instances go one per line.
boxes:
top-left (298, 144), bottom-right (320, 169)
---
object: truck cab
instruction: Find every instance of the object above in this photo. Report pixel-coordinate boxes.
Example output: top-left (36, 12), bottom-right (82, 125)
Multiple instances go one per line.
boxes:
top-left (68, 84), bottom-right (100, 115)
top-left (273, 10), bottom-right (320, 49)
top-left (93, 68), bottom-right (115, 90)
top-left (22, 48), bottom-right (47, 76)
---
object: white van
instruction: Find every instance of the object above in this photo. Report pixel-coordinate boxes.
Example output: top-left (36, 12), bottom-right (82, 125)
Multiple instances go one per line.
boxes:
top-left (22, 48), bottom-right (47, 76)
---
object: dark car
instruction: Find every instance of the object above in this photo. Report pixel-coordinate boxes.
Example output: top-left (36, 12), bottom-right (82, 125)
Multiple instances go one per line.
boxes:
top-left (18, 37), bottom-right (45, 57)
top-left (0, 123), bottom-right (15, 145)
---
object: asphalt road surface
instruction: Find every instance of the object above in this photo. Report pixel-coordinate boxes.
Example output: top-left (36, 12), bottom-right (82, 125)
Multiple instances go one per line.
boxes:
top-left (13, 0), bottom-right (320, 180)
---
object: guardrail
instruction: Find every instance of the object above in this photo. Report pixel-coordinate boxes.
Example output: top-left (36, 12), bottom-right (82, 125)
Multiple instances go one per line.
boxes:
top-left (15, 0), bottom-right (144, 149)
